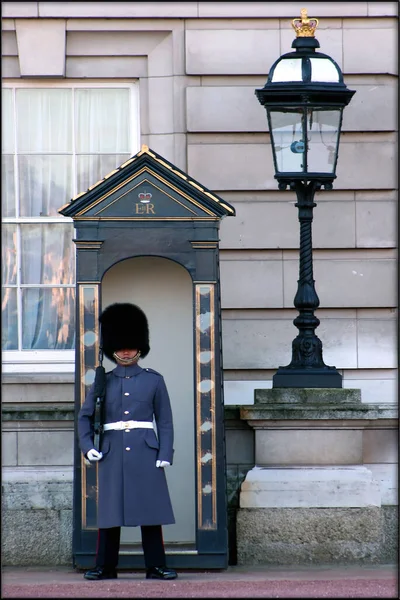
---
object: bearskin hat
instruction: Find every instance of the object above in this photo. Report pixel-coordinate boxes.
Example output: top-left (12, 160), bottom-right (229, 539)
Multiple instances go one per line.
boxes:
top-left (99, 303), bottom-right (150, 363)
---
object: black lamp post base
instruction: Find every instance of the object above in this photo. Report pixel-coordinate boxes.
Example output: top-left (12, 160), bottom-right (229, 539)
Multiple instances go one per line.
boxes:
top-left (273, 367), bottom-right (342, 389)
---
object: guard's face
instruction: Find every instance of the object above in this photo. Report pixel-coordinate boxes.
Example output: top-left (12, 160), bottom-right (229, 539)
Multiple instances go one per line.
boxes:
top-left (114, 348), bottom-right (139, 364)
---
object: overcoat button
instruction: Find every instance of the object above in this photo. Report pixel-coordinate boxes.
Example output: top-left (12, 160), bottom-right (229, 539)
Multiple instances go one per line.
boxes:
top-left (125, 429), bottom-right (130, 433)
top-left (124, 411), bottom-right (129, 414)
top-left (124, 393), bottom-right (129, 396)
top-left (126, 447), bottom-right (131, 451)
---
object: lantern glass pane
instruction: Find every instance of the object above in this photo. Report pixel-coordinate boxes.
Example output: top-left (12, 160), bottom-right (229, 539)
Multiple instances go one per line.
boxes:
top-left (310, 58), bottom-right (340, 83)
top-left (271, 58), bottom-right (303, 82)
top-left (307, 109), bottom-right (342, 173)
top-left (269, 109), bottom-right (305, 173)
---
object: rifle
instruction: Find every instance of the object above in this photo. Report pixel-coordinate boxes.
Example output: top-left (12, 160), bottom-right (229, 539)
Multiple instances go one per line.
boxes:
top-left (93, 346), bottom-right (106, 453)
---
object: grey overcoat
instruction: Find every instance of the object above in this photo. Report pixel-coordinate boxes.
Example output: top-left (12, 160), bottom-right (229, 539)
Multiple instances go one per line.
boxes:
top-left (78, 362), bottom-right (175, 528)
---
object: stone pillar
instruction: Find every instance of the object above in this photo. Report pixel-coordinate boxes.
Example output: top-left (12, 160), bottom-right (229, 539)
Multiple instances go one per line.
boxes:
top-left (237, 389), bottom-right (397, 565)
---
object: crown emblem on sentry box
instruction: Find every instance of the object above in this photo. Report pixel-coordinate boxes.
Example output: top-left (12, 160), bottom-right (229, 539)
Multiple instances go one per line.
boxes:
top-left (138, 191), bottom-right (152, 203)
top-left (291, 8), bottom-right (319, 38)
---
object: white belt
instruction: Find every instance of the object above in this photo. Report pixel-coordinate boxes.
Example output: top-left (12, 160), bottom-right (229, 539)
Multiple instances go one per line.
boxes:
top-left (103, 420), bottom-right (154, 431)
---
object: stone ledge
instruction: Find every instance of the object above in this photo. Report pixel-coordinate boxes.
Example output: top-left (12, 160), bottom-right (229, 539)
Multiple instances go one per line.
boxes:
top-left (2, 481), bottom-right (73, 511)
top-left (244, 388), bottom-right (398, 422)
top-left (243, 418), bottom-right (397, 430)
top-left (2, 467), bottom-right (73, 512)
top-left (2, 403), bottom-right (74, 421)
top-left (240, 466), bottom-right (381, 508)
top-left (2, 466), bottom-right (74, 483)
top-left (2, 373), bottom-right (75, 384)
top-left (241, 404), bottom-right (397, 421)
top-left (255, 388), bottom-right (362, 404)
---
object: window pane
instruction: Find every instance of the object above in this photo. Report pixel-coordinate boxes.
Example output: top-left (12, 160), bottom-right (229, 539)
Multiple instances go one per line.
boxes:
top-left (22, 287), bottom-right (75, 350)
top-left (2, 224), bottom-right (17, 285)
top-left (310, 58), bottom-right (340, 83)
top-left (307, 109), bottom-right (341, 174)
top-left (76, 153), bottom-right (130, 194)
top-left (75, 88), bottom-right (130, 153)
top-left (20, 224), bottom-right (75, 284)
top-left (2, 155), bottom-right (15, 217)
top-left (271, 58), bottom-right (303, 83)
top-left (2, 287), bottom-right (18, 350)
top-left (18, 155), bottom-right (73, 216)
top-left (16, 89), bottom-right (72, 152)
top-left (269, 109), bottom-right (304, 173)
top-left (2, 88), bottom-right (14, 153)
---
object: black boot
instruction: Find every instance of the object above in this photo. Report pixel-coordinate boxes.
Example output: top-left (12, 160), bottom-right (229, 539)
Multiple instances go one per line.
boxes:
top-left (84, 566), bottom-right (118, 580)
top-left (146, 565), bottom-right (177, 580)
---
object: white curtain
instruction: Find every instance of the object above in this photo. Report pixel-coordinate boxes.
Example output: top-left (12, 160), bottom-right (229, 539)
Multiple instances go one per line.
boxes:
top-left (76, 153), bottom-right (129, 196)
top-left (1, 225), bottom-right (17, 349)
top-left (16, 88), bottom-right (72, 153)
top-left (16, 89), bottom-right (72, 216)
top-left (1, 287), bottom-right (17, 349)
top-left (2, 89), bottom-right (16, 217)
top-left (75, 88), bottom-right (130, 193)
top-left (75, 88), bottom-right (130, 153)
top-left (19, 155), bottom-right (73, 216)
top-left (20, 224), bottom-right (75, 350)
top-left (1, 224), bottom-right (17, 286)
top-left (2, 88), bottom-right (14, 154)
top-left (2, 155), bottom-right (15, 217)
top-left (21, 224), bottom-right (75, 285)
top-left (22, 287), bottom-right (75, 350)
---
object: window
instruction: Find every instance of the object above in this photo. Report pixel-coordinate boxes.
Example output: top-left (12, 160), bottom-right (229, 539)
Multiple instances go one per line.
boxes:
top-left (2, 81), bottom-right (140, 372)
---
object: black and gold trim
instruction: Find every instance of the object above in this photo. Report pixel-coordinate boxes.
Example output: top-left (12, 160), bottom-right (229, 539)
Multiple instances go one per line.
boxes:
top-left (72, 217), bottom-right (219, 221)
top-left (195, 283), bottom-right (217, 530)
top-left (78, 283), bottom-right (100, 530)
top-left (74, 241), bottom-right (104, 250)
top-left (59, 145), bottom-right (235, 221)
top-left (191, 242), bottom-right (218, 250)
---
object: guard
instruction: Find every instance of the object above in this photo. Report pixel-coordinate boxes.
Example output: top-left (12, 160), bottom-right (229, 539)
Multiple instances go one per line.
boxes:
top-left (78, 303), bottom-right (177, 580)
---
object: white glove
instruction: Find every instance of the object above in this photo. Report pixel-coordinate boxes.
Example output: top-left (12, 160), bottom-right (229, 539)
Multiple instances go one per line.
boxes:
top-left (87, 448), bottom-right (103, 462)
top-left (156, 460), bottom-right (170, 468)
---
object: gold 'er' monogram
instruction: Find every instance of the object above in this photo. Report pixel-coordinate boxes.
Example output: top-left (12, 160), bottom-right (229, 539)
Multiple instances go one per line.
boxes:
top-left (135, 203), bottom-right (156, 214)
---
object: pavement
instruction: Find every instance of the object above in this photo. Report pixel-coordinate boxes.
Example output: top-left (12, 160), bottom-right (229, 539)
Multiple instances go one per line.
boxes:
top-left (1, 564), bottom-right (398, 598)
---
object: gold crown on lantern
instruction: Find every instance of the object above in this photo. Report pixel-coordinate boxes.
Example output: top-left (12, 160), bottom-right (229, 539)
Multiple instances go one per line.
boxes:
top-left (291, 8), bottom-right (319, 38)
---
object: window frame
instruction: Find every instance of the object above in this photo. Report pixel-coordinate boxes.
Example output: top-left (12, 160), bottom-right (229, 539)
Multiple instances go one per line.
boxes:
top-left (2, 79), bottom-right (140, 373)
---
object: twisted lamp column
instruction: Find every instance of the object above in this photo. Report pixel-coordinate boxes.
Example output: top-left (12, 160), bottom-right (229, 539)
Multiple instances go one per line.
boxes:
top-left (273, 180), bottom-right (342, 388)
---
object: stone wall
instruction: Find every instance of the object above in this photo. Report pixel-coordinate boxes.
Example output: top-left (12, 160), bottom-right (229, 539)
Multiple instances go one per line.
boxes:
top-left (237, 506), bottom-right (398, 565)
top-left (2, 467), bottom-right (73, 566)
top-left (2, 400), bottom-right (74, 566)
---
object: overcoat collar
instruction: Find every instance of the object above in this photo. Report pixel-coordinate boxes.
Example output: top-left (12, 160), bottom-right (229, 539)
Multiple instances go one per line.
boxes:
top-left (113, 363), bottom-right (143, 378)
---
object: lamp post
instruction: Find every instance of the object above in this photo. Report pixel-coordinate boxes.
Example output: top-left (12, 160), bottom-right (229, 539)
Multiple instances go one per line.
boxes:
top-left (256, 9), bottom-right (355, 388)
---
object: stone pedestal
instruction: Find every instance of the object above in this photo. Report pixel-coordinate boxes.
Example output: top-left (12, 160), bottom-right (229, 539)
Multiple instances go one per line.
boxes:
top-left (237, 388), bottom-right (398, 565)
top-left (240, 466), bottom-right (381, 508)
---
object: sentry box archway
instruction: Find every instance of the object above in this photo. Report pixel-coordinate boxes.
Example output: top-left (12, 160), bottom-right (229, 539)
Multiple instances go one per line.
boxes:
top-left (59, 145), bottom-right (235, 569)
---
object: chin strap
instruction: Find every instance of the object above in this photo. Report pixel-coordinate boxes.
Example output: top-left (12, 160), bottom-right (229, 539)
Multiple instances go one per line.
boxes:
top-left (113, 350), bottom-right (141, 365)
